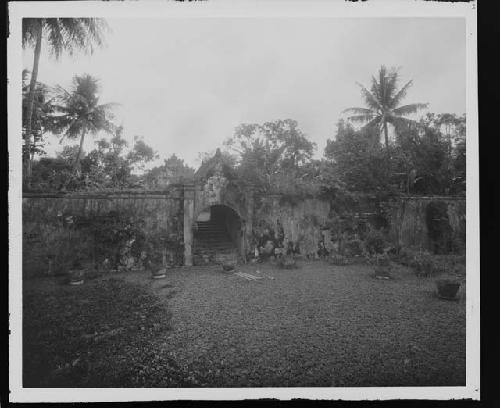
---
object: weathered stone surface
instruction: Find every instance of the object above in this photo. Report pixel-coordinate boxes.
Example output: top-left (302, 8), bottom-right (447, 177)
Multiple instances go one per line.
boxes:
top-left (22, 190), bottom-right (184, 278)
top-left (386, 197), bottom-right (465, 254)
top-left (23, 187), bottom-right (465, 278)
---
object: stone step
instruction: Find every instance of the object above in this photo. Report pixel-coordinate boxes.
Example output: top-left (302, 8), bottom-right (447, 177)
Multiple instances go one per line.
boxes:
top-left (195, 236), bottom-right (232, 241)
top-left (195, 246), bottom-right (235, 251)
top-left (195, 232), bottom-right (229, 237)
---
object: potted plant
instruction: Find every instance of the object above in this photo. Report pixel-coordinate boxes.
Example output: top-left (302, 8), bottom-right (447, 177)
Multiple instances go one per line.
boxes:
top-left (150, 248), bottom-right (167, 279)
top-left (277, 254), bottom-right (296, 269)
top-left (152, 265), bottom-right (167, 279)
top-left (68, 257), bottom-right (85, 286)
top-left (371, 254), bottom-right (392, 280)
top-left (329, 253), bottom-right (349, 266)
top-left (219, 253), bottom-right (237, 272)
top-left (436, 276), bottom-right (461, 300)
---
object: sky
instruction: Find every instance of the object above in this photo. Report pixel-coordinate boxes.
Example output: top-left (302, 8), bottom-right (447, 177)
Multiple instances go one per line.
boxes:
top-left (23, 17), bottom-right (466, 169)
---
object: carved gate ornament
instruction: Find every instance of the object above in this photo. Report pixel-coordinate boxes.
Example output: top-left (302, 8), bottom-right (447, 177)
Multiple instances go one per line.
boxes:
top-left (204, 161), bottom-right (228, 205)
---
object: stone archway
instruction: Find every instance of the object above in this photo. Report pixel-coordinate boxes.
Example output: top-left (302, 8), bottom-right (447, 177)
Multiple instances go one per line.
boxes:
top-left (193, 204), bottom-right (244, 265)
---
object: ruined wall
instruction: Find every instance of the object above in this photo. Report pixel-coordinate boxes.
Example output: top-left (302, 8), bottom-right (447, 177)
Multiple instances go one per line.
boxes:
top-left (253, 195), bottom-right (331, 257)
top-left (23, 189), bottom-right (183, 277)
top-left (386, 197), bottom-right (465, 254)
top-left (23, 187), bottom-right (466, 277)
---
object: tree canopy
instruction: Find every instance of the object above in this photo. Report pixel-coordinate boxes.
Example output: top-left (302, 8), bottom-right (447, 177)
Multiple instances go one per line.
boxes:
top-left (225, 119), bottom-right (316, 193)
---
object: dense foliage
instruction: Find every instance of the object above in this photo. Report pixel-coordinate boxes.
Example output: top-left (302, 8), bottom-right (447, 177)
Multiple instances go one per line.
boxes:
top-left (24, 65), bottom-right (465, 199)
top-left (224, 119), bottom-right (319, 195)
top-left (28, 129), bottom-right (157, 191)
top-left (143, 154), bottom-right (196, 187)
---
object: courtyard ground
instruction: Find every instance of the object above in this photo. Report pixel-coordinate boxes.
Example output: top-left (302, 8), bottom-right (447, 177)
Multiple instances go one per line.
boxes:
top-left (23, 261), bottom-right (466, 387)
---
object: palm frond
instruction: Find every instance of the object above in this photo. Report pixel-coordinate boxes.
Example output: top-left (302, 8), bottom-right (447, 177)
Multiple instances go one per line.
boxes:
top-left (342, 107), bottom-right (375, 115)
top-left (357, 82), bottom-right (381, 111)
top-left (383, 69), bottom-right (399, 106)
top-left (364, 116), bottom-right (382, 130)
top-left (389, 80), bottom-right (413, 109)
top-left (370, 76), bottom-right (381, 103)
top-left (44, 18), bottom-right (108, 59)
top-left (346, 114), bottom-right (377, 124)
top-left (392, 103), bottom-right (428, 117)
top-left (378, 66), bottom-right (387, 106)
top-left (22, 18), bottom-right (42, 48)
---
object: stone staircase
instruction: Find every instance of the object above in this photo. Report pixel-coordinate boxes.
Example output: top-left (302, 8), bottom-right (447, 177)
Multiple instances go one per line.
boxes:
top-left (193, 221), bottom-right (238, 265)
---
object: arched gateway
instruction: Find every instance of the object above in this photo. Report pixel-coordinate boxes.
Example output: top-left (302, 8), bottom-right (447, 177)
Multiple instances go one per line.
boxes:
top-left (193, 204), bottom-right (243, 265)
top-left (182, 149), bottom-right (254, 266)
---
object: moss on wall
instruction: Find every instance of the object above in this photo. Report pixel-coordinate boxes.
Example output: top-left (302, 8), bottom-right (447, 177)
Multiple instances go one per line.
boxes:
top-left (253, 195), bottom-right (331, 257)
top-left (23, 190), bottom-right (183, 277)
top-left (386, 197), bottom-right (465, 254)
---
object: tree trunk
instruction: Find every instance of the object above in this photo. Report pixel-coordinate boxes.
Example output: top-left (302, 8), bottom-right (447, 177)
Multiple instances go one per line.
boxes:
top-left (25, 23), bottom-right (43, 182)
top-left (383, 120), bottom-right (389, 150)
top-left (73, 130), bottom-right (87, 175)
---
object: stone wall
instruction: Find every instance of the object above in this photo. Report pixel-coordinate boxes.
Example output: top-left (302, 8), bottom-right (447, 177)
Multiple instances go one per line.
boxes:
top-left (253, 195), bottom-right (332, 257)
top-left (386, 196), bottom-right (466, 254)
top-left (22, 187), bottom-right (466, 277)
top-left (22, 189), bottom-right (183, 277)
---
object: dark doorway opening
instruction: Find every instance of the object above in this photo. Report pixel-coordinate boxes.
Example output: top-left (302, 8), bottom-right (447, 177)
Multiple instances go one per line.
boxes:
top-left (193, 205), bottom-right (242, 265)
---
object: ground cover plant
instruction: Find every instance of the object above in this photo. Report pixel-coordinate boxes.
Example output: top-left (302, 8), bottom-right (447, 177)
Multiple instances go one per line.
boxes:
top-left (23, 261), bottom-right (465, 387)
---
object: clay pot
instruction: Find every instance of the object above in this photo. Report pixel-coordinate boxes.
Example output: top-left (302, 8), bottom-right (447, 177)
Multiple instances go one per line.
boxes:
top-left (373, 266), bottom-right (392, 280)
top-left (222, 262), bottom-right (236, 272)
top-left (436, 278), bottom-right (461, 300)
top-left (152, 268), bottom-right (167, 279)
top-left (68, 269), bottom-right (85, 285)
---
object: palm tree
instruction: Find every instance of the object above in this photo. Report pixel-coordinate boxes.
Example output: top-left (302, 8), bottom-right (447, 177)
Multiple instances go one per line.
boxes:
top-left (22, 18), bottom-right (109, 179)
top-left (343, 66), bottom-right (428, 149)
top-left (53, 74), bottom-right (117, 174)
top-left (22, 70), bottom-right (56, 164)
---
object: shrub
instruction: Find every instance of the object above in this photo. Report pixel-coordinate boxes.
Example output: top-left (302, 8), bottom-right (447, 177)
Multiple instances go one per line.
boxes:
top-left (277, 255), bottom-right (297, 269)
top-left (75, 210), bottom-right (148, 270)
top-left (396, 248), bottom-right (453, 277)
top-left (344, 238), bottom-right (365, 257)
top-left (363, 229), bottom-right (389, 255)
top-left (369, 253), bottom-right (391, 267)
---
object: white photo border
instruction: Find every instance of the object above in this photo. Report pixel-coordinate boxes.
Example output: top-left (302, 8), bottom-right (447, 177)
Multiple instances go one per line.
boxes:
top-left (8, 0), bottom-right (479, 402)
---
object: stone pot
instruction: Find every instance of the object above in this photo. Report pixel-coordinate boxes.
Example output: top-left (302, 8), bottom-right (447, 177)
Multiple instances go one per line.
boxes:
top-left (222, 261), bottom-right (236, 272)
top-left (68, 269), bottom-right (85, 285)
top-left (152, 268), bottom-right (167, 279)
top-left (373, 266), bottom-right (392, 280)
top-left (436, 278), bottom-right (461, 300)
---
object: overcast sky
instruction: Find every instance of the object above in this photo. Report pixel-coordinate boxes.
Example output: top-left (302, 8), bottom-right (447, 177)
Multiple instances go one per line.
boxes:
top-left (23, 17), bottom-right (466, 168)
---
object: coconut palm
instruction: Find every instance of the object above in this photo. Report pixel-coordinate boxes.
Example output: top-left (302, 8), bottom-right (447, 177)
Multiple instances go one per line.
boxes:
top-left (53, 74), bottom-right (117, 174)
top-left (343, 66), bottom-right (428, 149)
top-left (22, 18), bottom-right (109, 178)
top-left (22, 69), bottom-right (56, 162)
